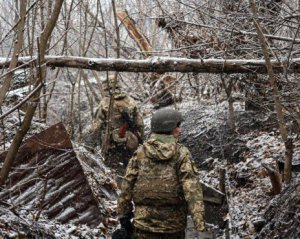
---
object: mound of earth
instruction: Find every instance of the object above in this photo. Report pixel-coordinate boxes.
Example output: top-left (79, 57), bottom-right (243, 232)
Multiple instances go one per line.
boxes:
top-left (255, 180), bottom-right (300, 239)
top-left (180, 104), bottom-right (278, 165)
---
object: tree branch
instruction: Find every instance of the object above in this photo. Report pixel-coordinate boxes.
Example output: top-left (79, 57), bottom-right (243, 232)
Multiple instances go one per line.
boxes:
top-left (0, 83), bottom-right (43, 120)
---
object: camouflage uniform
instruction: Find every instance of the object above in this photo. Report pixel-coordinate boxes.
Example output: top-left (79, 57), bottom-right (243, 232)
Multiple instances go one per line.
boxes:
top-left (94, 92), bottom-right (144, 140)
top-left (117, 133), bottom-right (205, 238)
top-left (93, 91), bottom-right (144, 167)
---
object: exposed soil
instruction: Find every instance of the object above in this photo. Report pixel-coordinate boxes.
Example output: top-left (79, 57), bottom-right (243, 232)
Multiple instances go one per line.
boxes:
top-left (255, 180), bottom-right (300, 239)
top-left (180, 103), bottom-right (278, 165)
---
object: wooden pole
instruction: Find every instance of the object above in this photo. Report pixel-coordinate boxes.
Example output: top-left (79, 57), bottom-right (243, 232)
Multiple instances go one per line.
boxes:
top-left (219, 167), bottom-right (226, 194)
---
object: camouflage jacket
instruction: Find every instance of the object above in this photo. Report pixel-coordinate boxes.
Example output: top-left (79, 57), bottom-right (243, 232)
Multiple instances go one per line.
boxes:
top-left (117, 133), bottom-right (205, 233)
top-left (93, 93), bottom-right (144, 143)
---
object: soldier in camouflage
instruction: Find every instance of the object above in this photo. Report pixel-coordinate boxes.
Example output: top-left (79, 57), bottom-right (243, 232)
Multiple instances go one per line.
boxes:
top-left (117, 108), bottom-right (205, 239)
top-left (92, 75), bottom-right (144, 168)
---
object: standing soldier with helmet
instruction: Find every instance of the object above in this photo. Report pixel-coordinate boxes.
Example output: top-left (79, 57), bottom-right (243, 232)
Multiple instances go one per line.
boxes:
top-left (116, 107), bottom-right (205, 239)
top-left (91, 75), bottom-right (144, 169)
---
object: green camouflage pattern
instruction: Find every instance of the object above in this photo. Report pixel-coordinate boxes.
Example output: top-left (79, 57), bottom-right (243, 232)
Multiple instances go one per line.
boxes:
top-left (92, 93), bottom-right (144, 148)
top-left (117, 133), bottom-right (205, 233)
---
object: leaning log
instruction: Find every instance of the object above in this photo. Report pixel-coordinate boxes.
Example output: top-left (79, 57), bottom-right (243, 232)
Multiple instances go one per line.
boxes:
top-left (117, 9), bottom-right (153, 57)
top-left (1, 56), bottom-right (300, 74)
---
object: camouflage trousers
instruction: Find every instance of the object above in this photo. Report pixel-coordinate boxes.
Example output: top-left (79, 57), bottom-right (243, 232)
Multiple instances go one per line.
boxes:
top-left (105, 145), bottom-right (134, 174)
top-left (133, 229), bottom-right (185, 239)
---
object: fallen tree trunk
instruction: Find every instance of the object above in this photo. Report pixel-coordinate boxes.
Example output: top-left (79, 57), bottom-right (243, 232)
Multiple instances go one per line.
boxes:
top-left (1, 56), bottom-right (300, 74)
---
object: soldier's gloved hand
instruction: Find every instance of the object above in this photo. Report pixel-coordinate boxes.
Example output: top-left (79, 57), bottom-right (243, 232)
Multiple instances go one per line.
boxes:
top-left (197, 220), bottom-right (206, 232)
top-left (120, 217), bottom-right (134, 233)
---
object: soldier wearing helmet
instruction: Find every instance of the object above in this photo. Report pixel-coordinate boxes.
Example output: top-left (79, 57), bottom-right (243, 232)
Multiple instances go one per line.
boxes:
top-left (91, 75), bottom-right (144, 168)
top-left (117, 107), bottom-right (205, 239)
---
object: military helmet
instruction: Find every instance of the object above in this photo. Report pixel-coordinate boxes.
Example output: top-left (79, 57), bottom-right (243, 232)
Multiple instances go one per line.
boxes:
top-left (103, 75), bottom-right (121, 92)
top-left (151, 108), bottom-right (183, 133)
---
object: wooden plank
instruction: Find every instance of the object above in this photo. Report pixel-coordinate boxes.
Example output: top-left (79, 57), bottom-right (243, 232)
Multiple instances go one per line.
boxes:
top-left (202, 182), bottom-right (225, 204)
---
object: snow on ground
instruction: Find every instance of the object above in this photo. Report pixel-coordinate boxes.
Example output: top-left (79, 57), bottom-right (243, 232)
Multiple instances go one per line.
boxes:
top-left (193, 101), bottom-right (300, 238)
top-left (0, 210), bottom-right (106, 239)
top-left (2, 88), bottom-right (300, 238)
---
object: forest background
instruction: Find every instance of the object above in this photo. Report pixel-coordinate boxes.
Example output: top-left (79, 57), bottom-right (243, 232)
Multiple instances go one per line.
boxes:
top-left (0, 0), bottom-right (300, 238)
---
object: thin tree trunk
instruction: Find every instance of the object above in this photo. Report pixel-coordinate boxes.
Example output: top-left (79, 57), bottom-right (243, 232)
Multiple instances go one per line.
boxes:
top-left (228, 96), bottom-right (235, 130)
top-left (66, 71), bottom-right (78, 138)
top-left (249, 0), bottom-right (292, 183)
top-left (221, 77), bottom-right (236, 130)
top-left (283, 138), bottom-right (294, 182)
top-left (83, 75), bottom-right (94, 119)
top-left (219, 167), bottom-right (226, 194)
top-left (0, 0), bottom-right (27, 108)
top-left (41, 5), bottom-right (52, 121)
top-left (0, 0), bottom-right (64, 185)
top-left (101, 0), bottom-right (121, 156)
top-left (77, 72), bottom-right (83, 141)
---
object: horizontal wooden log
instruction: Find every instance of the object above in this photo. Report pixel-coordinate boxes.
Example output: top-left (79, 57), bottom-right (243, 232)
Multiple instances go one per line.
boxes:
top-left (1, 56), bottom-right (300, 74)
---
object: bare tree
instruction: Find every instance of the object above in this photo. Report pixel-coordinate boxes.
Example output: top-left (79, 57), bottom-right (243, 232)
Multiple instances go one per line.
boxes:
top-left (0, 0), bottom-right (64, 185)
top-left (249, 0), bottom-right (292, 183)
top-left (0, 0), bottom-right (27, 108)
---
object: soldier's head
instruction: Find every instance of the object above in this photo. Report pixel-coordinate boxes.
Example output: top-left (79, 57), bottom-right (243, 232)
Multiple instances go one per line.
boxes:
top-left (151, 108), bottom-right (183, 137)
top-left (102, 75), bottom-right (122, 95)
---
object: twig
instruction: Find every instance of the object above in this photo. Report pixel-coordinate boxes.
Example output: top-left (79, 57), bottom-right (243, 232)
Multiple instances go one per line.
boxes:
top-left (0, 83), bottom-right (43, 120)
